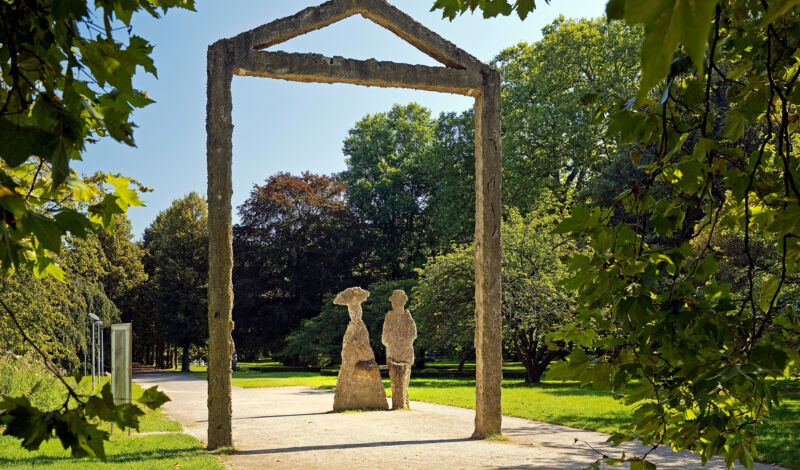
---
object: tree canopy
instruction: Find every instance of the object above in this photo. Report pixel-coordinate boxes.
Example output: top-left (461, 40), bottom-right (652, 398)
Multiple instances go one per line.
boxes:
top-left (341, 103), bottom-right (437, 278)
top-left (142, 192), bottom-right (208, 372)
top-left (494, 17), bottom-right (642, 209)
top-left (413, 201), bottom-right (575, 382)
top-left (233, 172), bottom-right (372, 357)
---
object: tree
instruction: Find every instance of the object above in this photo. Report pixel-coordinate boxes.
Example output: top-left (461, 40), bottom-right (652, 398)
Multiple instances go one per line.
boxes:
top-left (341, 103), bottom-right (437, 278)
top-left (413, 202), bottom-right (575, 382)
top-left (411, 246), bottom-right (476, 370)
top-left (493, 17), bottom-right (641, 210)
top-left (143, 193), bottom-right (208, 372)
top-left (434, 1), bottom-right (800, 468)
top-left (0, 0), bottom-right (189, 460)
top-left (419, 110), bottom-right (476, 249)
top-left (1, 233), bottom-right (121, 371)
top-left (96, 216), bottom-right (148, 319)
top-left (233, 172), bottom-right (372, 357)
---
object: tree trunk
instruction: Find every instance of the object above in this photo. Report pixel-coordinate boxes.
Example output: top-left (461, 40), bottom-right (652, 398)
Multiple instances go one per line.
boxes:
top-left (155, 343), bottom-right (162, 369)
top-left (523, 359), bottom-right (545, 384)
top-left (414, 348), bottom-right (426, 368)
top-left (457, 348), bottom-right (473, 372)
top-left (182, 346), bottom-right (191, 372)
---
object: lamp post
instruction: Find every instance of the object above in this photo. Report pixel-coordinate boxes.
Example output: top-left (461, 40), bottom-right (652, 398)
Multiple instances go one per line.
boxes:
top-left (89, 313), bottom-right (101, 390)
top-left (94, 320), bottom-right (103, 388)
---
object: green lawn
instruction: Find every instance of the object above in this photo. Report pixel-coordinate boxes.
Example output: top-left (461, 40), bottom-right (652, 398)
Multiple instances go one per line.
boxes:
top-left (0, 381), bottom-right (222, 470)
top-left (181, 367), bottom-right (799, 469)
top-left (185, 366), bottom-right (338, 389)
top-left (406, 378), bottom-right (632, 434)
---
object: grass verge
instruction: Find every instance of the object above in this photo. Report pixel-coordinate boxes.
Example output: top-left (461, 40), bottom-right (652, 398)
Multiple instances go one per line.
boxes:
top-left (0, 380), bottom-right (222, 469)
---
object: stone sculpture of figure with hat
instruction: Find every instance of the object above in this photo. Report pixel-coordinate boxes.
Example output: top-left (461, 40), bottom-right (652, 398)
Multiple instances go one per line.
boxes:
top-left (332, 287), bottom-right (388, 411)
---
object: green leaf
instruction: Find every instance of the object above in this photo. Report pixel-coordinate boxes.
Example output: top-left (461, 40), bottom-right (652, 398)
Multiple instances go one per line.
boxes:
top-left (722, 111), bottom-right (746, 141)
top-left (620, 0), bottom-right (719, 100)
top-left (760, 0), bottom-right (800, 26)
top-left (0, 119), bottom-right (60, 167)
top-left (23, 214), bottom-right (63, 253)
top-left (138, 386), bottom-right (170, 410)
top-left (554, 206), bottom-right (591, 234)
top-left (54, 210), bottom-right (93, 238)
top-left (515, 0), bottom-right (535, 20)
top-left (107, 175), bottom-right (143, 209)
top-left (630, 459), bottom-right (657, 470)
top-left (606, 0), bottom-right (625, 19)
top-left (0, 396), bottom-right (50, 450)
top-left (759, 275), bottom-right (782, 313)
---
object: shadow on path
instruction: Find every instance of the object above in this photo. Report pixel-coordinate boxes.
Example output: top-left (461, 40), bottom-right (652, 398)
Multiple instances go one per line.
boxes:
top-left (197, 412), bottom-right (330, 422)
top-left (237, 437), bottom-right (475, 455)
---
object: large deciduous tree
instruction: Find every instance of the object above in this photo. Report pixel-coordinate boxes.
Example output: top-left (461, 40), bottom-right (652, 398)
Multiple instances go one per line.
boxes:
top-left (341, 103), bottom-right (436, 278)
top-left (233, 172), bottom-right (371, 357)
top-left (143, 193), bottom-right (208, 372)
top-left (413, 202), bottom-right (574, 382)
top-left (419, 110), bottom-right (476, 249)
top-left (493, 17), bottom-right (641, 210)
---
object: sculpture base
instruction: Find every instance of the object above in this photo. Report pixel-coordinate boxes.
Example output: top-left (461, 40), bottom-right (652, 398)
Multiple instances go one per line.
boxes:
top-left (388, 362), bottom-right (411, 410)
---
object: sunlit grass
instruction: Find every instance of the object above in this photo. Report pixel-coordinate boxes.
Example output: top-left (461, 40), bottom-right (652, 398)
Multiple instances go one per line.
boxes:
top-left (0, 433), bottom-right (221, 469)
top-left (184, 367), bottom-right (338, 389)
top-left (0, 381), bottom-right (220, 469)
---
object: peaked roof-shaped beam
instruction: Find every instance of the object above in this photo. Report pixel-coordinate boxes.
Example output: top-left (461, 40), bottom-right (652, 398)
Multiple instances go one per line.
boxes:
top-left (229, 0), bottom-right (484, 71)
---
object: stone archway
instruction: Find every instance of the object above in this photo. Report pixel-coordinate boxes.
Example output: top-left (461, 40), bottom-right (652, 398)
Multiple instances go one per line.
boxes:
top-left (206, 0), bottom-right (502, 449)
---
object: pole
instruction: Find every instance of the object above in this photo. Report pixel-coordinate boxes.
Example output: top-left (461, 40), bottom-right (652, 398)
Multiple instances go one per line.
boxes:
top-left (100, 327), bottom-right (104, 379)
top-left (91, 323), bottom-right (96, 391)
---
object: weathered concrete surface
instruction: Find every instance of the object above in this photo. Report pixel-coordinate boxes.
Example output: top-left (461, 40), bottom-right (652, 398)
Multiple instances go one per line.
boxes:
top-left (233, 0), bottom-right (484, 71)
top-left (387, 362), bottom-right (411, 410)
top-left (382, 289), bottom-right (416, 410)
top-left (473, 67), bottom-right (504, 438)
top-left (233, 51), bottom-right (482, 96)
top-left (206, 38), bottom-right (235, 449)
top-left (133, 372), bottom-right (786, 470)
top-left (333, 287), bottom-right (388, 411)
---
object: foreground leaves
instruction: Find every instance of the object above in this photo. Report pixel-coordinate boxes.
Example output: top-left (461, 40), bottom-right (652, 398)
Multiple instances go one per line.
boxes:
top-left (1, 0), bottom-right (193, 462)
top-left (432, 0), bottom-right (800, 468)
top-left (0, 383), bottom-right (170, 461)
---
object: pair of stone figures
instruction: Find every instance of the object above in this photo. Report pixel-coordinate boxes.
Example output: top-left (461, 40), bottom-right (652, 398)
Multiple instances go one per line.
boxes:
top-left (332, 287), bottom-right (416, 411)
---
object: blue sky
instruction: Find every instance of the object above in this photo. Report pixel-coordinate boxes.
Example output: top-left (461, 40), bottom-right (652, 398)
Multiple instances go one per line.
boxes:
top-left (75, 0), bottom-right (606, 237)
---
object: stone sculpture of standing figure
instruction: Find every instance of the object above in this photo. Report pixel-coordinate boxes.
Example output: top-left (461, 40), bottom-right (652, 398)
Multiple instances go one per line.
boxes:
top-left (382, 289), bottom-right (417, 410)
top-left (332, 287), bottom-right (388, 411)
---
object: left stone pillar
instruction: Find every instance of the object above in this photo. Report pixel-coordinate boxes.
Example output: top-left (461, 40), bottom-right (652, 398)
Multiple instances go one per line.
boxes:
top-left (206, 39), bottom-right (235, 450)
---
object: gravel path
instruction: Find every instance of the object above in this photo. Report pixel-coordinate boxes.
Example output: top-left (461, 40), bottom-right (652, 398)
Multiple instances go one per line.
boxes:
top-left (133, 371), bottom-right (782, 470)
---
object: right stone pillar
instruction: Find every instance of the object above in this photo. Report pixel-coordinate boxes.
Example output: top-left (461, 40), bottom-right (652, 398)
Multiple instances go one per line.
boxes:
top-left (472, 66), bottom-right (503, 439)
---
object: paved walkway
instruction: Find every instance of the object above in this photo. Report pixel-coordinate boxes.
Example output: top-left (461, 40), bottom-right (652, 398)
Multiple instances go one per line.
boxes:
top-left (133, 372), bottom-right (782, 469)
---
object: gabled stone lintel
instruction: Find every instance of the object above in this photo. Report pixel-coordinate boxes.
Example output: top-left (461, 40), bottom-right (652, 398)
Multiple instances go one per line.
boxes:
top-left (229, 0), bottom-right (482, 71)
top-left (233, 50), bottom-right (482, 97)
